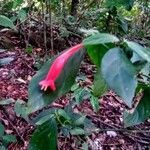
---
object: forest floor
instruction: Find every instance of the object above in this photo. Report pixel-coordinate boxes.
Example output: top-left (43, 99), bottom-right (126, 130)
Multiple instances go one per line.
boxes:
top-left (0, 29), bottom-right (150, 150)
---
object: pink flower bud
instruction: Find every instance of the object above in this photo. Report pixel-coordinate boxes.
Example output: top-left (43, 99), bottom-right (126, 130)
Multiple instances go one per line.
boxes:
top-left (39, 44), bottom-right (84, 91)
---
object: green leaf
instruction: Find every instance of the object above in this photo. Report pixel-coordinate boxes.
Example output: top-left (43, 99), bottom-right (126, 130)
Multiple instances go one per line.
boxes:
top-left (104, 0), bottom-right (135, 10)
top-left (2, 135), bottom-right (16, 143)
top-left (0, 146), bottom-right (6, 150)
top-left (2, 1), bottom-right (13, 11)
top-left (0, 57), bottom-right (14, 66)
top-left (60, 126), bottom-right (70, 136)
top-left (14, 100), bottom-right (29, 119)
top-left (124, 85), bottom-right (150, 127)
top-left (29, 118), bottom-right (57, 150)
top-left (70, 127), bottom-right (85, 135)
top-left (0, 15), bottom-right (16, 29)
top-left (125, 40), bottom-right (150, 63)
top-left (57, 109), bottom-right (71, 121)
top-left (35, 114), bottom-right (54, 126)
top-left (0, 98), bottom-right (15, 105)
top-left (74, 88), bottom-right (90, 105)
top-left (117, 15), bottom-right (128, 33)
top-left (71, 83), bottom-right (79, 91)
top-left (86, 44), bottom-right (110, 66)
top-left (74, 116), bottom-right (86, 126)
top-left (101, 47), bottom-right (137, 107)
top-left (0, 122), bottom-right (5, 137)
top-left (31, 108), bottom-right (56, 125)
top-left (140, 63), bottom-right (150, 84)
top-left (90, 95), bottom-right (99, 112)
top-left (93, 69), bottom-right (108, 97)
top-left (131, 52), bottom-right (144, 63)
top-left (83, 33), bottom-right (119, 46)
top-left (18, 9), bottom-right (27, 22)
top-left (13, 0), bottom-right (23, 8)
top-left (28, 49), bottom-right (85, 112)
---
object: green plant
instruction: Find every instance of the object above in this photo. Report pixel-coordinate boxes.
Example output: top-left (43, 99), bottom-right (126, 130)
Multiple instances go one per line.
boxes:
top-left (26, 32), bottom-right (149, 149)
top-left (29, 103), bottom-right (95, 149)
top-left (0, 122), bottom-right (16, 150)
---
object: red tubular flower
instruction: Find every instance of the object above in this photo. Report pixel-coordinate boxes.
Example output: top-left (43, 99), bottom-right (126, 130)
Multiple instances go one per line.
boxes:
top-left (39, 43), bottom-right (84, 91)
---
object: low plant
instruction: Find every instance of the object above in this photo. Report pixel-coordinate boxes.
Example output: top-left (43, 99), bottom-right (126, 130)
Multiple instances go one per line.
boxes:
top-left (0, 122), bottom-right (16, 150)
top-left (25, 33), bottom-right (150, 149)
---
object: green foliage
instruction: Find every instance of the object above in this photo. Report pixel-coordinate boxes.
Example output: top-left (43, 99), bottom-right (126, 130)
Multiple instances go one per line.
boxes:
top-left (0, 15), bottom-right (16, 29)
top-left (25, 46), bottom-right (33, 54)
top-left (83, 33), bottom-right (119, 46)
top-left (0, 122), bottom-right (16, 149)
top-left (29, 118), bottom-right (58, 150)
top-left (73, 87), bottom-right (91, 105)
top-left (13, 0), bottom-right (23, 9)
top-left (124, 85), bottom-right (150, 127)
top-left (17, 8), bottom-right (27, 22)
top-left (14, 100), bottom-right (29, 120)
top-left (104, 0), bottom-right (135, 10)
top-left (101, 47), bottom-right (137, 107)
top-left (125, 40), bottom-right (150, 63)
top-left (86, 44), bottom-right (110, 66)
top-left (29, 103), bottom-right (95, 149)
top-left (28, 48), bottom-right (85, 112)
top-left (93, 69), bottom-right (108, 97)
top-left (90, 95), bottom-right (99, 112)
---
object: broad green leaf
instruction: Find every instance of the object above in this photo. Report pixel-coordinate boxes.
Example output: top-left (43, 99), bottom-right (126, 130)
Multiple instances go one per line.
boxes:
top-left (90, 95), bottom-right (99, 112)
top-left (70, 127), bottom-right (85, 135)
top-left (29, 118), bottom-right (57, 150)
top-left (101, 47), bottom-right (137, 107)
top-left (83, 33), bottom-right (119, 46)
top-left (93, 69), bottom-right (108, 97)
top-left (86, 44), bottom-right (110, 66)
top-left (28, 48), bottom-right (85, 112)
top-left (126, 40), bottom-right (150, 63)
top-left (0, 98), bottom-right (15, 105)
top-left (0, 57), bottom-right (14, 66)
top-left (18, 9), bottom-right (27, 22)
top-left (2, 135), bottom-right (16, 143)
top-left (0, 15), bottom-right (16, 29)
top-left (124, 85), bottom-right (150, 127)
top-left (0, 122), bottom-right (5, 137)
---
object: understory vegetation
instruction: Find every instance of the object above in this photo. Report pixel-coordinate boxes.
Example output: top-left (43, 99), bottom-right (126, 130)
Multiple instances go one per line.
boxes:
top-left (0, 0), bottom-right (150, 149)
